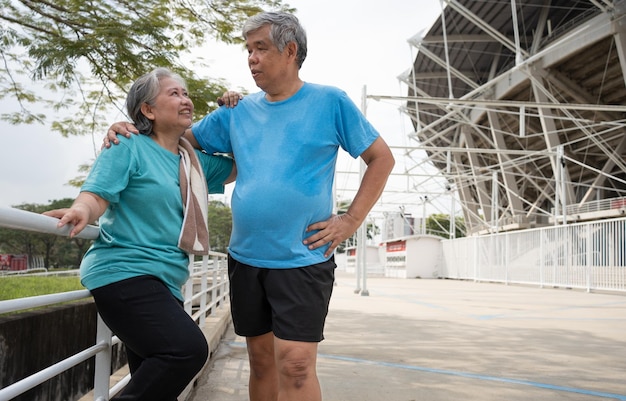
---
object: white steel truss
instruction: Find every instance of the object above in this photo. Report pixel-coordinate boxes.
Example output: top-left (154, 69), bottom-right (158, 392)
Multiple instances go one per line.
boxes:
top-left (387, 0), bottom-right (626, 235)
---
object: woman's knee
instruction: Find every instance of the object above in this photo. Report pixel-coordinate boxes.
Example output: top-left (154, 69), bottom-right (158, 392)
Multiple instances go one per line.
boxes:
top-left (172, 327), bottom-right (208, 372)
top-left (187, 333), bottom-right (209, 364)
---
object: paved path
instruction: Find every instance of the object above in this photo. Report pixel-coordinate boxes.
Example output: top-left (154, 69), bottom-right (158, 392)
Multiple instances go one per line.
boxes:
top-left (189, 272), bottom-right (626, 401)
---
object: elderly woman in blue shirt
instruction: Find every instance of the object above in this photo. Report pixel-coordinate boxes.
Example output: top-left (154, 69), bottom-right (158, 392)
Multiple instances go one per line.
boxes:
top-left (45, 68), bottom-right (236, 401)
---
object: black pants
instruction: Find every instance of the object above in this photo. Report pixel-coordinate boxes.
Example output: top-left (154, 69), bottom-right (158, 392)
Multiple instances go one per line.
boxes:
top-left (91, 275), bottom-right (208, 401)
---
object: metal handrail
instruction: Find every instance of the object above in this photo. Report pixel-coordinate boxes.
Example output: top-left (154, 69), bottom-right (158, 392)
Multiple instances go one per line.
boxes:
top-left (0, 206), bottom-right (100, 239)
top-left (0, 206), bottom-right (229, 401)
top-left (0, 289), bottom-right (90, 314)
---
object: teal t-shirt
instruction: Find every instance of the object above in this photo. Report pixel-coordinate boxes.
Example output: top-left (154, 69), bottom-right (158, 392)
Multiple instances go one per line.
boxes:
top-left (192, 83), bottom-right (379, 268)
top-left (79, 134), bottom-right (233, 300)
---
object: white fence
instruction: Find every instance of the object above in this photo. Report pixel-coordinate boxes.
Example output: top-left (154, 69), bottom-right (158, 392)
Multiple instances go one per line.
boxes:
top-left (442, 217), bottom-right (626, 293)
top-left (0, 206), bottom-right (229, 401)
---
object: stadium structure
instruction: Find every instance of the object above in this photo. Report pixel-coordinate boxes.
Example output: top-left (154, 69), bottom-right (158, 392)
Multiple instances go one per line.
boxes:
top-left (390, 0), bottom-right (626, 236)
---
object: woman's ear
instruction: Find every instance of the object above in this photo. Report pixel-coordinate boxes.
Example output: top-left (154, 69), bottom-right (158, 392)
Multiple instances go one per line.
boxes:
top-left (140, 103), bottom-right (156, 121)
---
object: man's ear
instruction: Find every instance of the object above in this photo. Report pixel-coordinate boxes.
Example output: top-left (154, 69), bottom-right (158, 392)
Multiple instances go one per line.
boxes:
top-left (140, 103), bottom-right (155, 120)
top-left (286, 41), bottom-right (298, 62)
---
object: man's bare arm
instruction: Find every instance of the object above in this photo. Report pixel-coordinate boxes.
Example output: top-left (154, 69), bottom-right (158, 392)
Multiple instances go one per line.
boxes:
top-left (303, 136), bottom-right (395, 257)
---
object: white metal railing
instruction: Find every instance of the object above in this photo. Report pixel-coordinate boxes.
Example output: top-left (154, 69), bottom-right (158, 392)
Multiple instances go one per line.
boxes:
top-left (441, 216), bottom-right (626, 293)
top-left (0, 206), bottom-right (229, 401)
top-left (564, 196), bottom-right (626, 215)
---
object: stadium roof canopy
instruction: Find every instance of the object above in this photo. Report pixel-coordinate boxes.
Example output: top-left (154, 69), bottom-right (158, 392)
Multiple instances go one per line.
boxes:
top-left (395, 0), bottom-right (626, 235)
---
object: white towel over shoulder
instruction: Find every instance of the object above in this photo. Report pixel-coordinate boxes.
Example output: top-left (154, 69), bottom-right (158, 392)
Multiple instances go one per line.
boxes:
top-left (177, 137), bottom-right (209, 255)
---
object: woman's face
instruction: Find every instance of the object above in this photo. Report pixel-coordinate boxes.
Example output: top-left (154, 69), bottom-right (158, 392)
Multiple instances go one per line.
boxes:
top-left (146, 77), bottom-right (194, 134)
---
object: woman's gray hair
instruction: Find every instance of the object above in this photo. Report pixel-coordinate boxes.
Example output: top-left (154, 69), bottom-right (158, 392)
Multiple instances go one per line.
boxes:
top-left (243, 11), bottom-right (307, 69)
top-left (126, 68), bottom-right (187, 134)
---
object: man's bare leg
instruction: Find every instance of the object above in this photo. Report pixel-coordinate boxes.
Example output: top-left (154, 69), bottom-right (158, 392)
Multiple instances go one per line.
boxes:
top-left (247, 332), bottom-right (278, 401)
top-left (275, 338), bottom-right (321, 401)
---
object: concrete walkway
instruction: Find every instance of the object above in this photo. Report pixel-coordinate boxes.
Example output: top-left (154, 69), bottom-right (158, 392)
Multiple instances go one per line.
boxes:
top-left (189, 272), bottom-right (626, 401)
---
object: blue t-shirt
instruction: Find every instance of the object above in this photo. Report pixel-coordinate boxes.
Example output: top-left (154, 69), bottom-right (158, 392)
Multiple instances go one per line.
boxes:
top-left (80, 134), bottom-right (233, 300)
top-left (192, 82), bottom-right (379, 268)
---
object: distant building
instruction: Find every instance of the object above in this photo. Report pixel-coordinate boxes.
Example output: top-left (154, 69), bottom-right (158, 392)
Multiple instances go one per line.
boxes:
top-left (344, 245), bottom-right (384, 276)
top-left (383, 211), bottom-right (416, 241)
top-left (0, 254), bottom-right (29, 271)
top-left (382, 235), bottom-right (442, 279)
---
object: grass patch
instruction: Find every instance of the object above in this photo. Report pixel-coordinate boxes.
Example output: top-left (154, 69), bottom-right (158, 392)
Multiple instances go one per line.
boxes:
top-left (0, 276), bottom-right (84, 301)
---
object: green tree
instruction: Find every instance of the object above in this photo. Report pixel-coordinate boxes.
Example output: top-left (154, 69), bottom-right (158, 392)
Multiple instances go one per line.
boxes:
top-left (0, 198), bottom-right (83, 269)
top-left (207, 200), bottom-right (232, 254)
top-left (425, 213), bottom-right (466, 239)
top-left (0, 0), bottom-right (292, 137)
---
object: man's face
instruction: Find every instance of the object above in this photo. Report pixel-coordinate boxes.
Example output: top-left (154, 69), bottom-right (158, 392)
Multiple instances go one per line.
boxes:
top-left (246, 25), bottom-right (290, 92)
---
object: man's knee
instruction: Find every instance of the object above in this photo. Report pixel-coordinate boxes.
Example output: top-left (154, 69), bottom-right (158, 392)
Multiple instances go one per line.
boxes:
top-left (276, 341), bottom-right (316, 382)
top-left (280, 355), bottom-right (313, 387)
top-left (247, 333), bottom-right (276, 377)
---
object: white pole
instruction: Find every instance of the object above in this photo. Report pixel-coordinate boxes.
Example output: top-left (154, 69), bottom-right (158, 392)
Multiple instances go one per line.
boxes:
top-left (559, 145), bottom-right (567, 225)
top-left (439, 0), bottom-right (454, 99)
top-left (492, 171), bottom-right (499, 234)
top-left (511, 0), bottom-right (523, 65)
top-left (554, 147), bottom-right (560, 226)
top-left (422, 196), bottom-right (428, 235)
top-left (450, 191), bottom-right (456, 239)
top-left (359, 85), bottom-right (369, 296)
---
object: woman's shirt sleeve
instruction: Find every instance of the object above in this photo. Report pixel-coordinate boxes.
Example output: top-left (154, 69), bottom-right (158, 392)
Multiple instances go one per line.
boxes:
top-left (196, 150), bottom-right (234, 194)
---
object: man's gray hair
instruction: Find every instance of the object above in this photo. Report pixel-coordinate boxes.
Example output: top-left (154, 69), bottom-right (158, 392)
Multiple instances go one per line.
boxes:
top-left (243, 12), bottom-right (307, 69)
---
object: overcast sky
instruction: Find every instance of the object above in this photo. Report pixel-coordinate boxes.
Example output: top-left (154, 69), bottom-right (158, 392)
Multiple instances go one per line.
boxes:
top-left (0, 0), bottom-right (443, 217)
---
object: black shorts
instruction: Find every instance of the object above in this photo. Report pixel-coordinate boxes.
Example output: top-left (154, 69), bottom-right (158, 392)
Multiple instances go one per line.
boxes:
top-left (228, 255), bottom-right (336, 342)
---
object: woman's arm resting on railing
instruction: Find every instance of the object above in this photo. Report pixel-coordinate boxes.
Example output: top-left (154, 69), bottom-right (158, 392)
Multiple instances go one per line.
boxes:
top-left (43, 192), bottom-right (109, 238)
